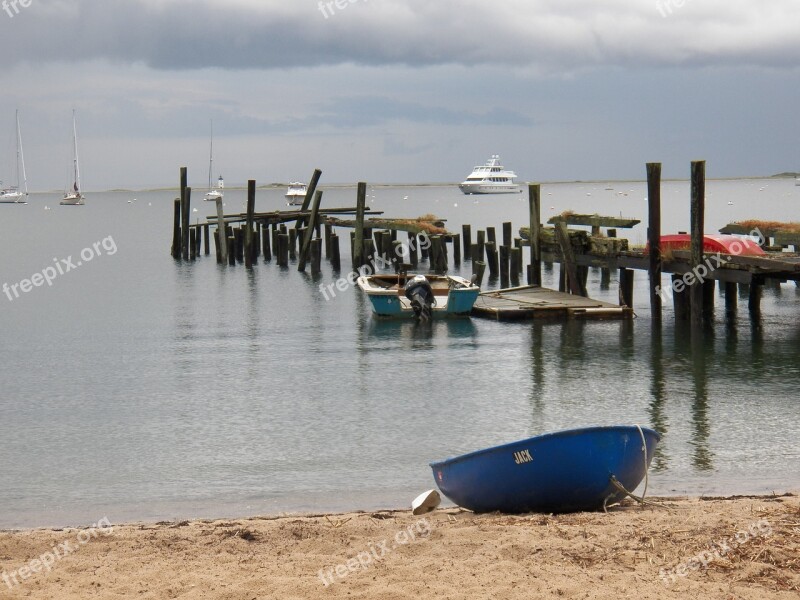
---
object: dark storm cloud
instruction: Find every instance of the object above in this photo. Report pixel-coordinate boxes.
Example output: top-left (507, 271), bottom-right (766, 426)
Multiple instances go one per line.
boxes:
top-left (3, 1), bottom-right (799, 71)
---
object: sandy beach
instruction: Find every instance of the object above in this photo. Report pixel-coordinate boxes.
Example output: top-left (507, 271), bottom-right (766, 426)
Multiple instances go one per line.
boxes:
top-left (0, 494), bottom-right (797, 599)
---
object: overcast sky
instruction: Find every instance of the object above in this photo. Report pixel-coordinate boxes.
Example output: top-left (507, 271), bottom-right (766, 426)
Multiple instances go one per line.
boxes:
top-left (1, 0), bottom-right (798, 190)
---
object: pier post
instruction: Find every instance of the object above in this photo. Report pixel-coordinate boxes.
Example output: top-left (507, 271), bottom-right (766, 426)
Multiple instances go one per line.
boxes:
top-left (227, 235), bottom-right (235, 266)
top-left (485, 241), bottom-right (499, 278)
top-left (171, 198), bottom-right (181, 259)
top-left (487, 227), bottom-right (496, 245)
top-left (528, 184), bottom-right (542, 286)
top-left (724, 281), bottom-right (737, 313)
top-left (452, 233), bottom-right (461, 265)
top-left (324, 223), bottom-right (332, 259)
top-left (749, 279), bottom-right (763, 314)
top-left (473, 261), bottom-right (486, 287)
top-left (180, 168), bottom-right (189, 260)
top-left (299, 190), bottom-right (324, 272)
top-left (673, 274), bottom-right (689, 320)
top-left (289, 229), bottom-right (298, 259)
top-left (502, 222), bottom-right (512, 248)
top-left (215, 197), bottom-right (227, 264)
top-left (189, 228), bottom-right (196, 260)
top-left (391, 240), bottom-right (404, 272)
top-left (213, 229), bottom-right (222, 263)
top-left (353, 182), bottom-right (366, 269)
top-left (618, 268), bottom-right (634, 308)
top-left (310, 238), bottom-right (322, 275)
top-left (476, 230), bottom-right (486, 261)
top-left (298, 168), bottom-right (323, 216)
top-left (462, 224), bottom-right (471, 258)
top-left (499, 245), bottom-right (510, 288)
top-left (278, 233), bottom-right (289, 267)
top-left (245, 180), bottom-right (256, 268)
top-left (555, 221), bottom-right (586, 296)
top-left (203, 224), bottom-right (210, 256)
top-left (408, 232), bottom-right (418, 267)
top-left (510, 247), bottom-right (521, 286)
top-left (331, 233), bottom-right (341, 272)
top-left (262, 224), bottom-right (272, 261)
top-left (647, 162), bottom-right (663, 321)
top-left (690, 160), bottom-right (706, 328)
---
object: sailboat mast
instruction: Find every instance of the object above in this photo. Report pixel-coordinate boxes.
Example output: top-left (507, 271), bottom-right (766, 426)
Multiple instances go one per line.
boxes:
top-left (16, 110), bottom-right (27, 196)
top-left (208, 120), bottom-right (213, 192)
top-left (72, 110), bottom-right (81, 193)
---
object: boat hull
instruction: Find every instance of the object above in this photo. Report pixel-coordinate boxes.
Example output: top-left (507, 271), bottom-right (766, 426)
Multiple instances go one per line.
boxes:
top-left (357, 274), bottom-right (480, 318)
top-left (459, 183), bottom-right (520, 195)
top-left (0, 194), bottom-right (26, 203)
top-left (60, 193), bottom-right (84, 206)
top-left (430, 426), bottom-right (660, 513)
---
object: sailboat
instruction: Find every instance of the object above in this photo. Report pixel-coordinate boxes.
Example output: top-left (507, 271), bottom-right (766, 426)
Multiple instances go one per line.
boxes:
top-left (204, 121), bottom-right (224, 201)
top-left (0, 110), bottom-right (29, 204)
top-left (60, 110), bottom-right (84, 206)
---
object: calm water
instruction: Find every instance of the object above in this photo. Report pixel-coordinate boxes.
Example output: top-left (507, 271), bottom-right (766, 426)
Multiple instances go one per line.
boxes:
top-left (1, 178), bottom-right (799, 528)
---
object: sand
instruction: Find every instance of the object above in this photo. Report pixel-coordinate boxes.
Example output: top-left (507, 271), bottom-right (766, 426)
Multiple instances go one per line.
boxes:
top-left (0, 494), bottom-right (797, 599)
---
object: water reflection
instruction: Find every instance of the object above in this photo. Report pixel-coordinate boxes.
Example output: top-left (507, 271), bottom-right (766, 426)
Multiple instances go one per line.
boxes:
top-left (680, 322), bottom-right (715, 471)
top-left (648, 322), bottom-right (669, 472)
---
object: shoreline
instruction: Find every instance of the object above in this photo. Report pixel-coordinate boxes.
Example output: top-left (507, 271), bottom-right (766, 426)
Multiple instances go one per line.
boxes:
top-left (18, 174), bottom-right (798, 195)
top-left (1, 494), bottom-right (797, 598)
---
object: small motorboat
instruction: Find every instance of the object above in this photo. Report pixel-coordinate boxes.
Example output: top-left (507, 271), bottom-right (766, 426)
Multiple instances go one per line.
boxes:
top-left (430, 425), bottom-right (660, 514)
top-left (285, 182), bottom-right (307, 206)
top-left (356, 273), bottom-right (480, 319)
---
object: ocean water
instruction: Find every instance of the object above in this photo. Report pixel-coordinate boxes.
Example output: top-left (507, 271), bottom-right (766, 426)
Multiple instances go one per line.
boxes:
top-left (0, 178), bottom-right (798, 528)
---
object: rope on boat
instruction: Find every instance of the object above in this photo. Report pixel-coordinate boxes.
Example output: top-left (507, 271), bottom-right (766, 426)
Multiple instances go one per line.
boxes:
top-left (603, 424), bottom-right (656, 512)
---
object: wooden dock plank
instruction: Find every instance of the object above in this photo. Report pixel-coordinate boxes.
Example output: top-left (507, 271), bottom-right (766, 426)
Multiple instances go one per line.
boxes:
top-left (472, 285), bottom-right (632, 321)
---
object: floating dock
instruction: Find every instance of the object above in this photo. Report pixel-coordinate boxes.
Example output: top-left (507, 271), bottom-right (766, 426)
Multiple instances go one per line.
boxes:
top-left (471, 285), bottom-right (632, 321)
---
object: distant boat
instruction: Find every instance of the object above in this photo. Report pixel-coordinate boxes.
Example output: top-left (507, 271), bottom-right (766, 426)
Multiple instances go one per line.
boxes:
top-left (60, 110), bottom-right (84, 206)
top-left (0, 110), bottom-right (28, 204)
top-left (204, 121), bottom-right (224, 201)
top-left (458, 155), bottom-right (521, 195)
top-left (357, 273), bottom-right (480, 320)
top-left (430, 425), bottom-right (660, 514)
top-left (285, 182), bottom-right (307, 206)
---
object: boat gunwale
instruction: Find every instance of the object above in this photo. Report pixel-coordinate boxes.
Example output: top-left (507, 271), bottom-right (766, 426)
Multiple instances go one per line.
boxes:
top-left (429, 425), bottom-right (661, 468)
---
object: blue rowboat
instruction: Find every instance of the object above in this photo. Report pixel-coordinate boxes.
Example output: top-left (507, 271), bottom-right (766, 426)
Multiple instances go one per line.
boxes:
top-left (357, 274), bottom-right (480, 319)
top-left (430, 425), bottom-right (660, 513)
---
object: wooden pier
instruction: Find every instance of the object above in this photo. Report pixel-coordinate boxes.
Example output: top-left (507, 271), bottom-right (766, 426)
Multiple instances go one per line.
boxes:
top-left (168, 161), bottom-right (800, 332)
top-left (472, 285), bottom-right (631, 321)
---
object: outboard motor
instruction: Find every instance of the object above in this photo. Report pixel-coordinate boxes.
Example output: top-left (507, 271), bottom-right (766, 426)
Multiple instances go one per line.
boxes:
top-left (404, 275), bottom-right (436, 321)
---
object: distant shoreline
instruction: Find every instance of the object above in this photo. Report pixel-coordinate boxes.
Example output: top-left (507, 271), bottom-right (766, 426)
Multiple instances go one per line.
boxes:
top-left (20, 173), bottom-right (799, 195)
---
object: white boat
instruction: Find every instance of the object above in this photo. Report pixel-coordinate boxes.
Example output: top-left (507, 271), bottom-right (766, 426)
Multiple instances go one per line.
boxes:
top-left (0, 110), bottom-right (28, 204)
top-left (458, 155), bottom-right (521, 195)
top-left (204, 121), bottom-right (224, 201)
top-left (285, 181), bottom-right (307, 205)
top-left (60, 110), bottom-right (84, 206)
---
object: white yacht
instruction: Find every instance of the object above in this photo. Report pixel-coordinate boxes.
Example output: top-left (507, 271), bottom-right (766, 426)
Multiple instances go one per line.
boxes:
top-left (0, 110), bottom-right (28, 204)
top-left (285, 182), bottom-right (307, 205)
top-left (458, 155), bottom-right (521, 195)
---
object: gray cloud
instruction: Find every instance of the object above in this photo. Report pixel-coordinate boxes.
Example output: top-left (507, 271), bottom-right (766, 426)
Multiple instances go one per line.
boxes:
top-left (3, 1), bottom-right (800, 71)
